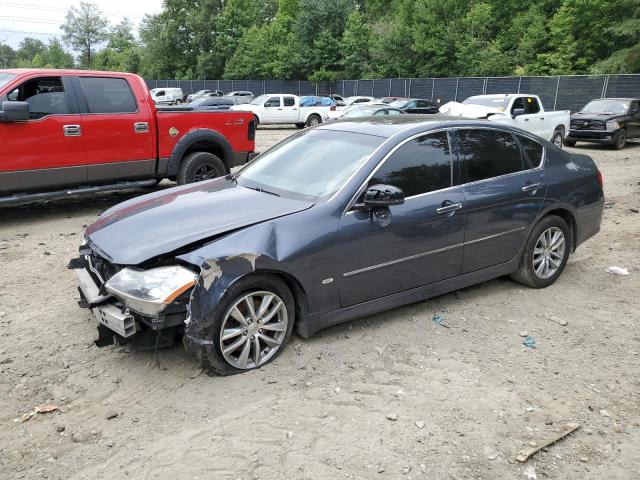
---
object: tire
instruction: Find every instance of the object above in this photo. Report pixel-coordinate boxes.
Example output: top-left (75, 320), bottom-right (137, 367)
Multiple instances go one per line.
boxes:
top-left (564, 139), bottom-right (576, 147)
top-left (551, 128), bottom-right (563, 148)
top-left (177, 151), bottom-right (226, 185)
top-left (612, 130), bottom-right (627, 150)
top-left (511, 215), bottom-right (571, 289)
top-left (295, 122), bottom-right (305, 129)
top-left (306, 114), bottom-right (322, 127)
top-left (253, 115), bottom-right (260, 128)
top-left (175, 99), bottom-right (182, 105)
top-left (194, 274), bottom-right (295, 376)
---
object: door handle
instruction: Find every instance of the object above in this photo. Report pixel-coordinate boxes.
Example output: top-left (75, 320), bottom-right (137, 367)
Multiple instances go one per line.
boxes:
top-left (277, 108), bottom-right (283, 110)
top-left (522, 183), bottom-right (542, 192)
top-left (134, 122), bottom-right (149, 133)
top-left (63, 124), bottom-right (81, 137)
top-left (524, 118), bottom-right (530, 122)
top-left (540, 117), bottom-right (545, 120)
top-left (436, 202), bottom-right (463, 215)
top-left (292, 108), bottom-right (298, 110)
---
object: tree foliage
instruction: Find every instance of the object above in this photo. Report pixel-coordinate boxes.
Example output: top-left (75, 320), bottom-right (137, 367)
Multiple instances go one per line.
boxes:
top-left (1, 0), bottom-right (638, 78)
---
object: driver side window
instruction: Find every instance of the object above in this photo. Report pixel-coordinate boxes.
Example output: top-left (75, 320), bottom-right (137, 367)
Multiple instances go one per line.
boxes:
top-left (7, 76), bottom-right (69, 119)
top-left (264, 97), bottom-right (281, 107)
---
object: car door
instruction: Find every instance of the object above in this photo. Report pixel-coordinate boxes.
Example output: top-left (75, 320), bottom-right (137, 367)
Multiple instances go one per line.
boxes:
top-left (281, 95), bottom-right (299, 123)
top-left (455, 128), bottom-right (547, 273)
top-left (336, 130), bottom-right (466, 307)
top-left (261, 95), bottom-right (282, 123)
top-left (511, 96), bottom-right (543, 137)
top-left (75, 76), bottom-right (155, 182)
top-left (0, 74), bottom-right (86, 194)
top-left (403, 100), bottom-right (418, 113)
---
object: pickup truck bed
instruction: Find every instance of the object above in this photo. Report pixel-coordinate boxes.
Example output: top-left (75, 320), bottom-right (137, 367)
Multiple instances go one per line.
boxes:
top-left (0, 69), bottom-right (255, 205)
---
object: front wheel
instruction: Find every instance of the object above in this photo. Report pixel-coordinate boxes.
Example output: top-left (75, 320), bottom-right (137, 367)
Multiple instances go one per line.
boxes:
top-left (177, 151), bottom-right (226, 185)
top-left (194, 274), bottom-right (295, 375)
top-left (551, 129), bottom-right (564, 148)
top-left (613, 130), bottom-right (627, 150)
top-left (511, 215), bottom-right (570, 288)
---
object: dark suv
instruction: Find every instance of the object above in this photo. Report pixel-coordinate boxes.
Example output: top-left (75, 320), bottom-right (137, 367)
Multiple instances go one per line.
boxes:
top-left (566, 98), bottom-right (640, 149)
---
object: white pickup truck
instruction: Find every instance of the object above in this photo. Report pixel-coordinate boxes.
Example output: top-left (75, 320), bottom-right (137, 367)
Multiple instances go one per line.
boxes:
top-left (230, 94), bottom-right (330, 128)
top-left (439, 94), bottom-right (570, 148)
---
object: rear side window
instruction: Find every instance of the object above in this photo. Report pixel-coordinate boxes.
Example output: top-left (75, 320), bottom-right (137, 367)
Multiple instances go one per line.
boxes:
top-left (458, 129), bottom-right (524, 183)
top-left (6, 76), bottom-right (69, 119)
top-left (283, 96), bottom-right (295, 107)
top-left (369, 131), bottom-right (451, 197)
top-left (517, 135), bottom-right (544, 169)
top-left (79, 77), bottom-right (137, 114)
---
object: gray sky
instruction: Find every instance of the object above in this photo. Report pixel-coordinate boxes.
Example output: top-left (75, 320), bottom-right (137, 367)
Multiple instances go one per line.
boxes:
top-left (0, 0), bottom-right (164, 49)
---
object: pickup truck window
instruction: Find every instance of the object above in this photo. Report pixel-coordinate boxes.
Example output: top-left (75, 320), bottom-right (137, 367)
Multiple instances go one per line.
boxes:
top-left (79, 77), bottom-right (137, 114)
top-left (264, 97), bottom-right (281, 108)
top-left (6, 76), bottom-right (69, 119)
top-left (512, 97), bottom-right (540, 115)
top-left (370, 131), bottom-right (451, 197)
top-left (459, 129), bottom-right (524, 183)
top-left (283, 96), bottom-right (295, 107)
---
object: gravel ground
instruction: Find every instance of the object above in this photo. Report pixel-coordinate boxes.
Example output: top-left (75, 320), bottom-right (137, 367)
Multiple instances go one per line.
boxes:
top-left (0, 127), bottom-right (639, 480)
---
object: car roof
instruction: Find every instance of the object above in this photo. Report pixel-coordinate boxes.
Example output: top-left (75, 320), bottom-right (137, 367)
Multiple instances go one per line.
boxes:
top-left (319, 114), bottom-right (511, 138)
top-left (594, 97), bottom-right (640, 101)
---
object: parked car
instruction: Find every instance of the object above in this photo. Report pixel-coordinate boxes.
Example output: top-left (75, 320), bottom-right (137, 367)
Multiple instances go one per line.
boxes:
top-left (340, 105), bottom-right (405, 118)
top-left (70, 115), bottom-right (603, 374)
top-left (189, 96), bottom-right (235, 111)
top-left (224, 91), bottom-right (254, 105)
top-left (380, 96), bottom-right (407, 104)
top-left (440, 94), bottom-right (570, 148)
top-left (186, 89), bottom-right (223, 102)
top-left (344, 96), bottom-right (376, 106)
top-left (150, 87), bottom-right (184, 105)
top-left (330, 94), bottom-right (346, 106)
top-left (566, 98), bottom-right (640, 149)
top-left (0, 69), bottom-right (255, 206)
top-left (389, 98), bottom-right (439, 114)
top-left (230, 94), bottom-right (330, 127)
top-left (328, 101), bottom-right (385, 119)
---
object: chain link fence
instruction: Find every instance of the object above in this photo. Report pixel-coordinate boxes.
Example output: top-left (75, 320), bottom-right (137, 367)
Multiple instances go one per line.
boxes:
top-left (146, 74), bottom-right (640, 112)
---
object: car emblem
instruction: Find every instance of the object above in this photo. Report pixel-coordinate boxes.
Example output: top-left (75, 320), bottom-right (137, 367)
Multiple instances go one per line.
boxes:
top-left (169, 127), bottom-right (179, 137)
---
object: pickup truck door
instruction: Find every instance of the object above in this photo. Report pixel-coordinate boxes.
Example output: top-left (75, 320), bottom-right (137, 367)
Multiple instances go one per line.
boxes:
top-left (280, 95), bottom-right (299, 123)
top-left (510, 96), bottom-right (544, 138)
top-left (261, 96), bottom-right (282, 124)
top-left (629, 101), bottom-right (640, 137)
top-left (0, 75), bottom-right (86, 195)
top-left (74, 76), bottom-right (155, 182)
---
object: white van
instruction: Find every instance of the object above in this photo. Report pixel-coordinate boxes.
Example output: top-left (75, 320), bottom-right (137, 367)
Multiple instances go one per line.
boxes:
top-left (150, 88), bottom-right (184, 105)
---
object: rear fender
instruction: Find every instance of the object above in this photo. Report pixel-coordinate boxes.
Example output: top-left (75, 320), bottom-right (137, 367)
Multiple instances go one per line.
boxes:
top-left (166, 128), bottom-right (233, 176)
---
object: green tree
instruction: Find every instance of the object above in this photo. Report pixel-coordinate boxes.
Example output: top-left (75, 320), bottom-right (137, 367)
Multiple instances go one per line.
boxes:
top-left (61, 1), bottom-right (109, 67)
top-left (0, 43), bottom-right (17, 68)
top-left (340, 9), bottom-right (373, 78)
top-left (43, 38), bottom-right (75, 68)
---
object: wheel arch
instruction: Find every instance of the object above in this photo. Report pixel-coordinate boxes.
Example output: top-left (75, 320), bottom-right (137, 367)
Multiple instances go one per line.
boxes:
top-left (539, 207), bottom-right (577, 252)
top-left (167, 128), bottom-right (234, 176)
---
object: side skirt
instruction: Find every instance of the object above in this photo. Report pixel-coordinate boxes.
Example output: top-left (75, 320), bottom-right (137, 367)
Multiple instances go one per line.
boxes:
top-left (297, 255), bottom-right (520, 338)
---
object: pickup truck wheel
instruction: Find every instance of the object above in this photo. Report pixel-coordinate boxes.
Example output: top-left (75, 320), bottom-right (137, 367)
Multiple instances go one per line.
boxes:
top-left (194, 274), bottom-right (295, 375)
top-left (306, 114), bottom-right (321, 127)
top-left (511, 215), bottom-right (570, 289)
top-left (551, 129), bottom-right (563, 148)
top-left (177, 152), bottom-right (226, 185)
top-left (613, 130), bottom-right (627, 150)
top-left (175, 99), bottom-right (182, 105)
top-left (564, 139), bottom-right (576, 147)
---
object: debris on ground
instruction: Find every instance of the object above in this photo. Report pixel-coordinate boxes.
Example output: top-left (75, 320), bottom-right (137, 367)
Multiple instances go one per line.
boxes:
top-left (18, 404), bottom-right (59, 423)
top-left (522, 336), bottom-right (536, 349)
top-left (605, 266), bottom-right (629, 276)
top-left (431, 314), bottom-right (449, 328)
top-left (386, 413), bottom-right (398, 421)
top-left (523, 464), bottom-right (538, 479)
top-left (549, 315), bottom-right (568, 326)
top-left (604, 200), bottom-right (616, 209)
top-left (519, 331), bottom-right (529, 337)
top-left (516, 423), bottom-right (580, 462)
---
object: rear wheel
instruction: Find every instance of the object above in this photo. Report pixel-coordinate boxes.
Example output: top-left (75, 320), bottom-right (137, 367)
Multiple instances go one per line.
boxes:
top-left (177, 151), bottom-right (226, 185)
top-left (253, 115), bottom-right (260, 128)
top-left (175, 99), bottom-right (182, 105)
top-left (194, 274), bottom-right (295, 375)
top-left (306, 114), bottom-right (322, 127)
top-left (551, 128), bottom-right (564, 148)
top-left (511, 215), bottom-right (570, 288)
top-left (613, 130), bottom-right (627, 150)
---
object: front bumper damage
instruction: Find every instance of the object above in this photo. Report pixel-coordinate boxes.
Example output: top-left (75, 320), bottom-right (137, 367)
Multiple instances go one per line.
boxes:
top-left (68, 249), bottom-right (190, 348)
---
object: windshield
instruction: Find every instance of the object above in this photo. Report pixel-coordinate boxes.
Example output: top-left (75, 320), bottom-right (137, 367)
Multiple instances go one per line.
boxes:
top-left (462, 96), bottom-right (510, 109)
top-left (342, 107), bottom-right (377, 118)
top-left (250, 94), bottom-right (269, 105)
top-left (581, 99), bottom-right (629, 114)
top-left (0, 72), bottom-right (15, 90)
top-left (237, 129), bottom-right (384, 200)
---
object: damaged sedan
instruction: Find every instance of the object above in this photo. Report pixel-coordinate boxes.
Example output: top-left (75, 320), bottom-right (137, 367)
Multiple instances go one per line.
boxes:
top-left (70, 116), bottom-right (604, 375)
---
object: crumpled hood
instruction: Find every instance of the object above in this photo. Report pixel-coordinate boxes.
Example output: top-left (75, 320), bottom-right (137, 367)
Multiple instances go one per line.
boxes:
top-left (572, 111), bottom-right (625, 121)
top-left (438, 101), bottom-right (501, 118)
top-left (85, 178), bottom-right (313, 265)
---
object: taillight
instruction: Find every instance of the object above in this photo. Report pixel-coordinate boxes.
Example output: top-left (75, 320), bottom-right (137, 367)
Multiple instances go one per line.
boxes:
top-left (330, 105), bottom-right (336, 111)
top-left (596, 169), bottom-right (603, 189)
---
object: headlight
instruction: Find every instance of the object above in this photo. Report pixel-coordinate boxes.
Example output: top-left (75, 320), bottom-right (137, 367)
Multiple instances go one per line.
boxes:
top-left (606, 120), bottom-right (619, 130)
top-left (105, 266), bottom-right (198, 316)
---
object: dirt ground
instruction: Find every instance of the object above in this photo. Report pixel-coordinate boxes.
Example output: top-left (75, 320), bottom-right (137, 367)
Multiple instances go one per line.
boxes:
top-left (1, 127), bottom-right (639, 480)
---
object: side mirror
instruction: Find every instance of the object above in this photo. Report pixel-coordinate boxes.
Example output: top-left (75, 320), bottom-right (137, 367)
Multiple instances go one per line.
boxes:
top-left (0, 101), bottom-right (30, 122)
top-left (512, 108), bottom-right (525, 118)
top-left (363, 184), bottom-right (405, 208)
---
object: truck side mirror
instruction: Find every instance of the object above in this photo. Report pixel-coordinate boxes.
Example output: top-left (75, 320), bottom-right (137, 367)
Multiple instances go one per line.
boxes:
top-left (0, 101), bottom-right (30, 122)
top-left (512, 108), bottom-right (525, 118)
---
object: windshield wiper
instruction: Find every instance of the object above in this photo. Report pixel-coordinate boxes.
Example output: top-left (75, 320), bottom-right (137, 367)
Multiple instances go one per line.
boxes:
top-left (246, 186), bottom-right (280, 197)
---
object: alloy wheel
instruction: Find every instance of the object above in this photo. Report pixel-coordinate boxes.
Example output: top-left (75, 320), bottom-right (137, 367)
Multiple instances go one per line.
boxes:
top-left (219, 291), bottom-right (288, 369)
top-left (309, 116), bottom-right (320, 126)
top-left (194, 164), bottom-right (216, 182)
top-left (532, 227), bottom-right (565, 279)
top-left (553, 133), bottom-right (563, 148)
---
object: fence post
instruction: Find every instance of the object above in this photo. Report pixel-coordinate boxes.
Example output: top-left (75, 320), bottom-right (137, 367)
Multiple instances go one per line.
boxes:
top-left (454, 77), bottom-right (459, 102)
top-left (482, 77), bottom-right (487, 95)
top-left (431, 78), bottom-right (435, 100)
top-left (408, 78), bottom-right (412, 97)
top-left (553, 76), bottom-right (561, 110)
top-left (602, 75), bottom-right (610, 97)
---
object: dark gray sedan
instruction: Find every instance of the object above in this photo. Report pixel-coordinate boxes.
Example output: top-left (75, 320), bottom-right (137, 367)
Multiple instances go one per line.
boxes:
top-left (70, 116), bottom-right (604, 374)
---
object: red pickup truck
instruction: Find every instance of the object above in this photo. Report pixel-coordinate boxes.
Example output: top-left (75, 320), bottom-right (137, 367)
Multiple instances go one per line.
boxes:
top-left (0, 69), bottom-right (256, 205)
